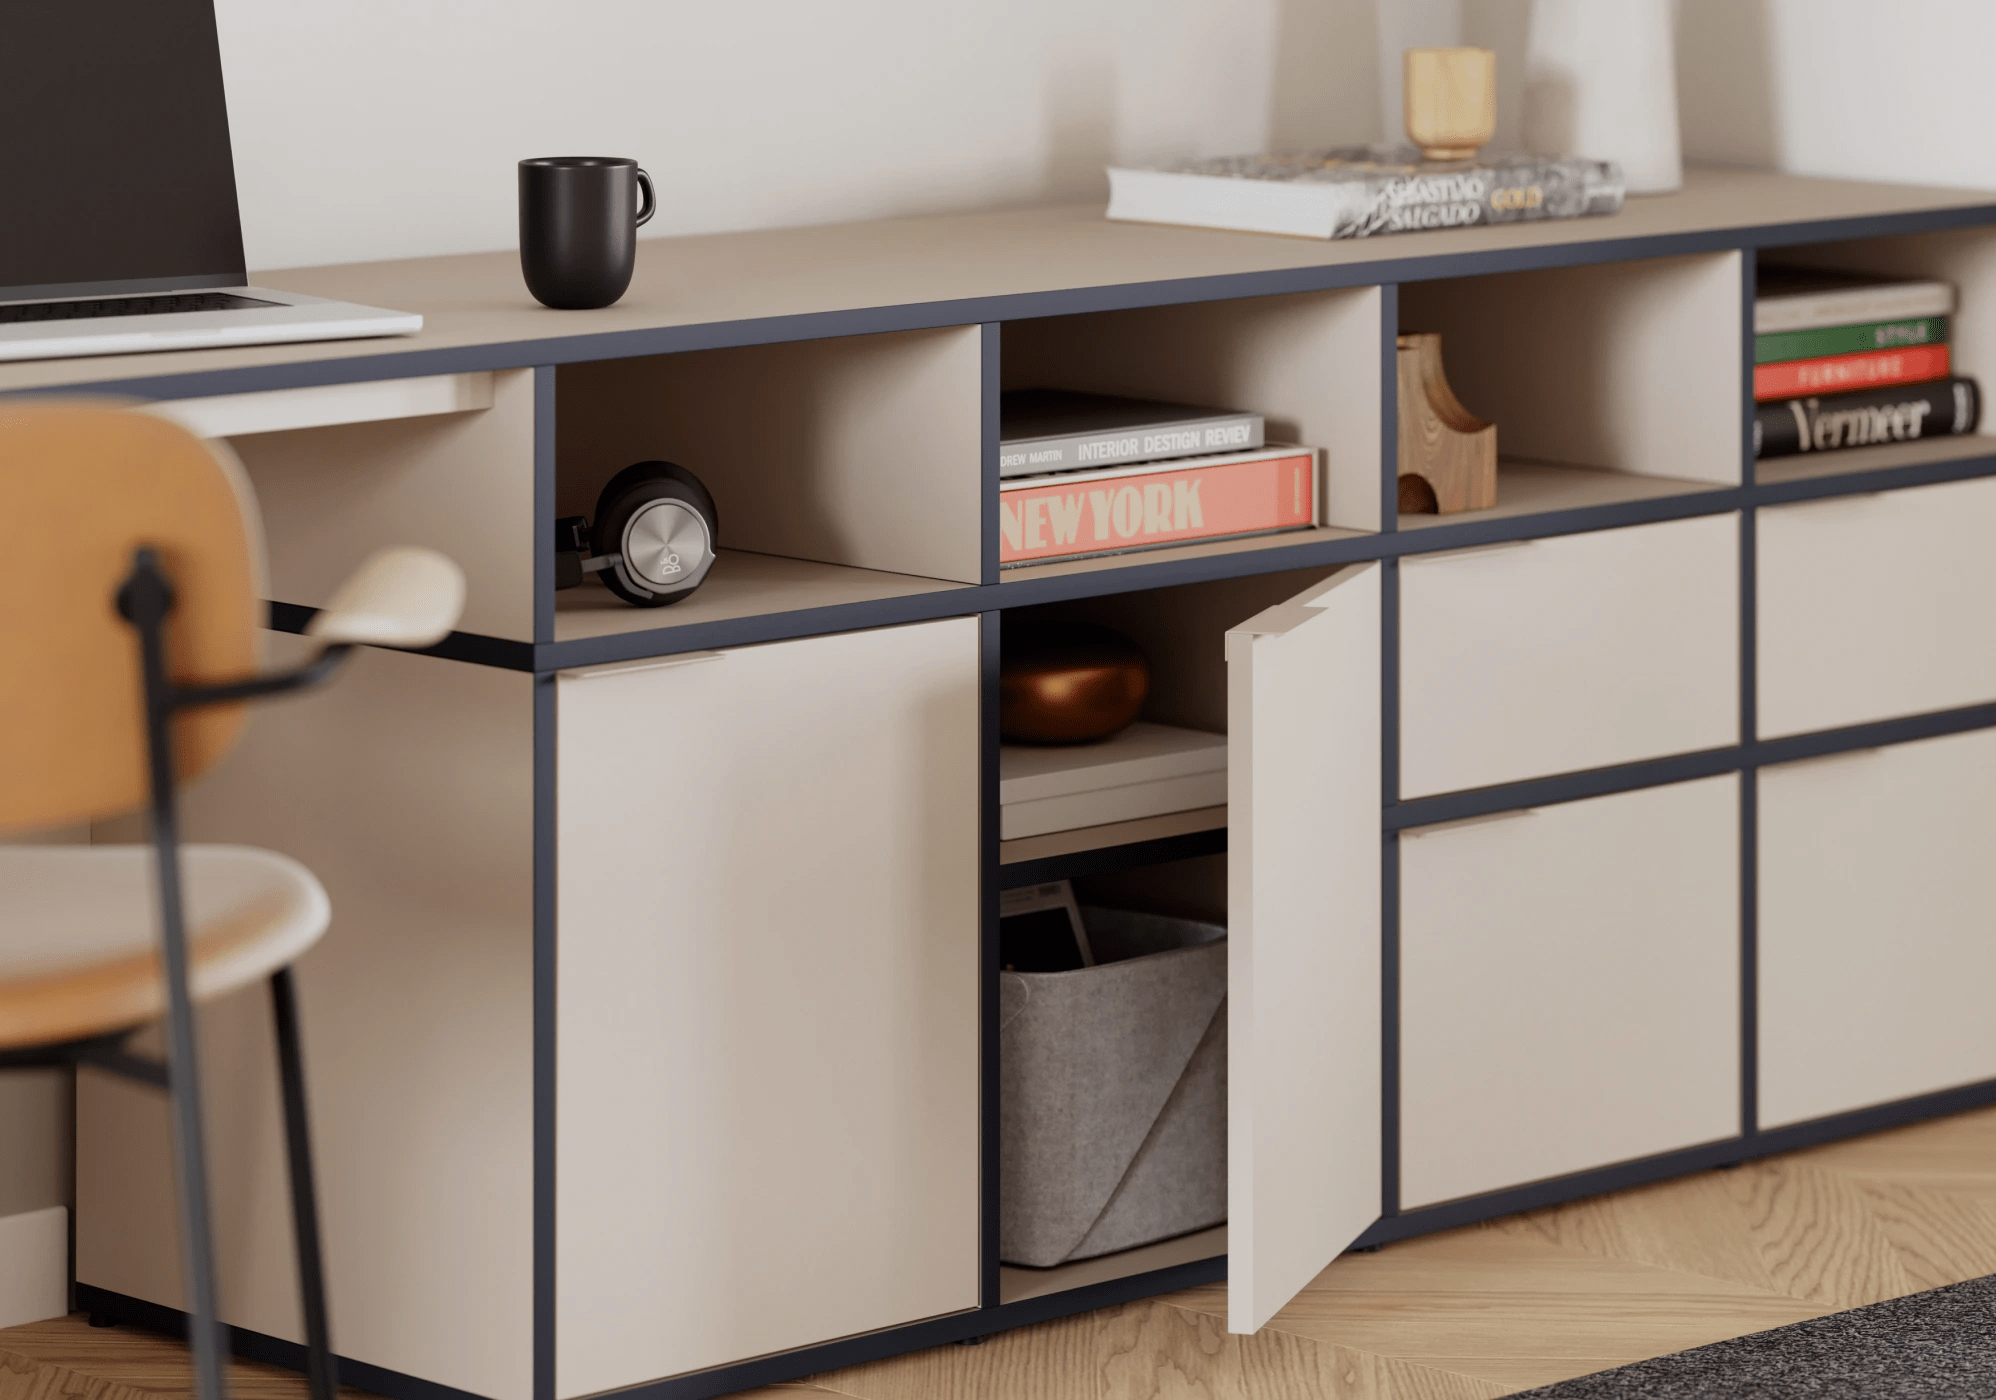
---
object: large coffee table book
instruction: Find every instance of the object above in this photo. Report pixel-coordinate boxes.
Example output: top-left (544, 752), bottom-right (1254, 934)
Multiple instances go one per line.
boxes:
top-left (1106, 145), bottom-right (1624, 239)
top-left (27, 166), bottom-right (1996, 1400)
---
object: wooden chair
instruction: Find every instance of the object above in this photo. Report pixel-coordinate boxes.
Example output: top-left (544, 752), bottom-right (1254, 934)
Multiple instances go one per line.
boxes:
top-left (0, 402), bottom-right (466, 1400)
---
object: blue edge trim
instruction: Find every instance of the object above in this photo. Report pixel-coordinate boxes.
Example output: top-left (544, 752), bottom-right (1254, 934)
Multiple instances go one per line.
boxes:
top-left (74, 1069), bottom-right (1996, 1400)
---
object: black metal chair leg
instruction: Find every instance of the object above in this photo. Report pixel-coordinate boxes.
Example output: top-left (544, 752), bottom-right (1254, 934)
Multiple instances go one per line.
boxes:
top-left (130, 551), bottom-right (227, 1400)
top-left (271, 967), bottom-right (337, 1400)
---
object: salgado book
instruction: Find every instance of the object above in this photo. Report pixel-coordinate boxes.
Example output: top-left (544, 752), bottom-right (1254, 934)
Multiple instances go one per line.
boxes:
top-left (1000, 389), bottom-right (1263, 479)
top-left (1756, 316), bottom-right (1948, 365)
top-left (1754, 343), bottom-right (1951, 401)
top-left (1754, 378), bottom-right (1981, 459)
top-left (999, 444), bottom-right (1315, 567)
top-left (1105, 145), bottom-right (1623, 241)
top-left (1754, 268), bottom-right (1955, 335)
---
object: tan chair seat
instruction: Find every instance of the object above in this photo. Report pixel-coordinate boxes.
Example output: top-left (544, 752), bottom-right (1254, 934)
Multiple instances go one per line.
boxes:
top-left (0, 844), bottom-right (329, 1051)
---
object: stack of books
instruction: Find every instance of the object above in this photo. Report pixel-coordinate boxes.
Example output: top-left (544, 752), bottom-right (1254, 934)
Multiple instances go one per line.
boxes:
top-left (998, 389), bottom-right (1317, 567)
top-left (1754, 269), bottom-right (1981, 459)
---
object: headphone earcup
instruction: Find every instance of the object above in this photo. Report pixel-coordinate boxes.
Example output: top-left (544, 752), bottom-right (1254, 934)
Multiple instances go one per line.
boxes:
top-left (591, 461), bottom-right (719, 608)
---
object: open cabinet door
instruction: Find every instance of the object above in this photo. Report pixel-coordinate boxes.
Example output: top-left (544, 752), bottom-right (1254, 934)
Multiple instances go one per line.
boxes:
top-left (1225, 560), bottom-right (1382, 1333)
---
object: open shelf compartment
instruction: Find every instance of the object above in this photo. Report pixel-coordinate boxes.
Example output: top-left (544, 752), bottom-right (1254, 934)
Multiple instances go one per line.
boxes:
top-left (553, 325), bottom-right (983, 642)
top-left (994, 287), bottom-right (1383, 586)
top-left (1397, 250), bottom-right (1744, 524)
top-left (1752, 230), bottom-right (1996, 485)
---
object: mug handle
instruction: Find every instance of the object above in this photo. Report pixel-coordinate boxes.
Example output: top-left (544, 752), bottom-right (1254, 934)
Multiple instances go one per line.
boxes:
top-left (634, 168), bottom-right (656, 228)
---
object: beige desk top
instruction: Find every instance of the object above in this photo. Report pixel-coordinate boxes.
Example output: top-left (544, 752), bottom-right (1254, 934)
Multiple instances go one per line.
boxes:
top-left (4, 166), bottom-right (1993, 396)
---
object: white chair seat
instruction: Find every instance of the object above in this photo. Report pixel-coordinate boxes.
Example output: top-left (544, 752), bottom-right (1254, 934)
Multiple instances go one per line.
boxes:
top-left (0, 843), bottom-right (329, 1050)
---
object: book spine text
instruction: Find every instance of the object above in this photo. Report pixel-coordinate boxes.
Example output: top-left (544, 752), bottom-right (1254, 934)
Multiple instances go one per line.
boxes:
top-left (999, 414), bottom-right (1262, 478)
top-left (999, 451), bottom-right (1315, 565)
top-left (1754, 378), bottom-right (1980, 459)
top-left (1753, 344), bottom-right (1950, 401)
top-left (1755, 316), bottom-right (1947, 365)
top-left (1333, 160), bottom-right (1621, 239)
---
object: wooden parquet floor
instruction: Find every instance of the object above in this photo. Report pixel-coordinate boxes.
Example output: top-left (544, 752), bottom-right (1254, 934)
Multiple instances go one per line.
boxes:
top-left (5, 1105), bottom-right (1994, 1400)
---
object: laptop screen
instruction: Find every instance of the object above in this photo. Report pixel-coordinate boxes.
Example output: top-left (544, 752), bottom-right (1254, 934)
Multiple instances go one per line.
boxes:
top-left (0, 0), bottom-right (246, 302)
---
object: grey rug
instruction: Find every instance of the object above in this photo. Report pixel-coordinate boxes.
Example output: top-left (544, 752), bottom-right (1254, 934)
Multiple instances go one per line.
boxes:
top-left (1512, 1273), bottom-right (1996, 1399)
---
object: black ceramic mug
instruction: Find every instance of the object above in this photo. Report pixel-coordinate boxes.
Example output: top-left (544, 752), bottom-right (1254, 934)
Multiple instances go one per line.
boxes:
top-left (519, 157), bottom-right (656, 309)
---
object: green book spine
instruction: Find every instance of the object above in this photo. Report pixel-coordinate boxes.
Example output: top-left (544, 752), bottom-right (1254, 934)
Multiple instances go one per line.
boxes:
top-left (1756, 317), bottom-right (1948, 365)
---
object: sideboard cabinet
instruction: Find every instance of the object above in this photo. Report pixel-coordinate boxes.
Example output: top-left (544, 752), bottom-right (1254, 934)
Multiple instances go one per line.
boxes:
top-left (6, 169), bottom-right (1993, 1400)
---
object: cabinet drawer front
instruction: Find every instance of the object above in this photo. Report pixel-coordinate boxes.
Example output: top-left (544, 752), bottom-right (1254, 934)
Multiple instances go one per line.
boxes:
top-left (1759, 730), bottom-right (1996, 1128)
top-left (1759, 477), bottom-right (1996, 737)
top-left (1400, 514), bottom-right (1739, 798)
top-left (1400, 776), bottom-right (1740, 1209)
top-left (554, 618), bottom-right (981, 1393)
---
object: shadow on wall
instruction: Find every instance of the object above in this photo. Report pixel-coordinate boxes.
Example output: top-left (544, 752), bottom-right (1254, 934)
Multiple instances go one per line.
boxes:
top-left (1267, 0), bottom-right (1384, 150)
top-left (1676, 0), bottom-right (1780, 167)
top-left (1044, 49), bottom-right (1119, 201)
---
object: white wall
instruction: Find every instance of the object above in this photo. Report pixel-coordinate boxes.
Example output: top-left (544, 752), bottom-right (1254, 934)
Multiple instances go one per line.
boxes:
top-left (1678, 0), bottom-right (1996, 191)
top-left (215, 0), bottom-right (1384, 272)
top-left (217, 0), bottom-right (1996, 274)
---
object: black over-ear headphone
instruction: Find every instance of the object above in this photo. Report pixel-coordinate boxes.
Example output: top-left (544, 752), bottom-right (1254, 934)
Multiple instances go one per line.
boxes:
top-left (555, 461), bottom-right (720, 607)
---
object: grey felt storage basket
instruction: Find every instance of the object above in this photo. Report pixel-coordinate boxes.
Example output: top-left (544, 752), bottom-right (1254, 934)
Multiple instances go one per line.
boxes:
top-left (999, 906), bottom-right (1226, 1268)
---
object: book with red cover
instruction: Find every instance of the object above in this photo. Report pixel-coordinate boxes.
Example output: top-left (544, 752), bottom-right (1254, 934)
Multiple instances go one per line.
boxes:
top-left (1754, 343), bottom-right (1951, 401)
top-left (998, 445), bottom-right (1316, 567)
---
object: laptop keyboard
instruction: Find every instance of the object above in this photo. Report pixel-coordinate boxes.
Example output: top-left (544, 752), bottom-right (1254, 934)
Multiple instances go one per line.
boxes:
top-left (0, 291), bottom-right (278, 324)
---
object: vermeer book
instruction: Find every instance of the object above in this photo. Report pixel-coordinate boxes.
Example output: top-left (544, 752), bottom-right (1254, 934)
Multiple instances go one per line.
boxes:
top-left (999, 445), bottom-right (1316, 567)
top-left (1106, 145), bottom-right (1623, 240)
top-left (1754, 378), bottom-right (1981, 459)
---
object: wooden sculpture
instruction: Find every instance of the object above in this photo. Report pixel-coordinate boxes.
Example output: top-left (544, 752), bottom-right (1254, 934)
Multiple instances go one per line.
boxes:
top-left (1396, 333), bottom-right (1497, 514)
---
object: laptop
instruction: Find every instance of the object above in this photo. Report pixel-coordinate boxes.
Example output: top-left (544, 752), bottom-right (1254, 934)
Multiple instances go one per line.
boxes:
top-left (0, 0), bottom-right (421, 363)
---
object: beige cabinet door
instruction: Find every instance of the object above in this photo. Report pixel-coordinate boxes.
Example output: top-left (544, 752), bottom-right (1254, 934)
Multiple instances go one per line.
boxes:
top-left (554, 619), bottom-right (981, 1395)
top-left (1759, 730), bottom-right (1996, 1128)
top-left (1399, 514), bottom-right (1739, 797)
top-left (1759, 477), bottom-right (1996, 737)
top-left (1225, 562), bottom-right (1381, 1333)
top-left (1399, 776), bottom-right (1740, 1209)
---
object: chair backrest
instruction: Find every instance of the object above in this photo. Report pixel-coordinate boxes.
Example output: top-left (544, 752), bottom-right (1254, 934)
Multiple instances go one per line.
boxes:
top-left (0, 401), bottom-right (267, 835)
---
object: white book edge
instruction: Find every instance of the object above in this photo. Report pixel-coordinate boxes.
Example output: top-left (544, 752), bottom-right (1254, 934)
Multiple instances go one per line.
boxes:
top-left (999, 442), bottom-right (1315, 492)
top-left (1000, 723), bottom-right (1228, 804)
top-left (1000, 770), bottom-right (1231, 840)
top-left (1106, 167), bottom-right (1363, 239)
top-left (1755, 281), bottom-right (1956, 335)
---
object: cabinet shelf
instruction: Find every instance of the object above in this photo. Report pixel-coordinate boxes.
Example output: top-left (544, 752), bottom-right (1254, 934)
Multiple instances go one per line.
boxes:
top-left (1754, 433), bottom-right (1996, 489)
top-left (1398, 459), bottom-right (1732, 536)
top-left (998, 1225), bottom-right (1227, 1306)
top-left (999, 522), bottom-right (1372, 584)
top-left (998, 806), bottom-right (1228, 888)
top-left (552, 548), bottom-right (970, 644)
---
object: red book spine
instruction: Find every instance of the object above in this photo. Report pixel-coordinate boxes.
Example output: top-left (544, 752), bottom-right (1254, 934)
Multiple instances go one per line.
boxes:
top-left (1754, 344), bottom-right (1951, 401)
top-left (999, 449), bottom-right (1316, 566)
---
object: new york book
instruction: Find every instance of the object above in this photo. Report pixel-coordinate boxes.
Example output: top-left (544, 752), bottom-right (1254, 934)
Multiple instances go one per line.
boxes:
top-left (999, 445), bottom-right (1316, 567)
top-left (1754, 343), bottom-right (1951, 401)
top-left (1754, 378), bottom-right (1981, 459)
top-left (1106, 145), bottom-right (1623, 240)
top-left (1000, 389), bottom-right (1263, 479)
